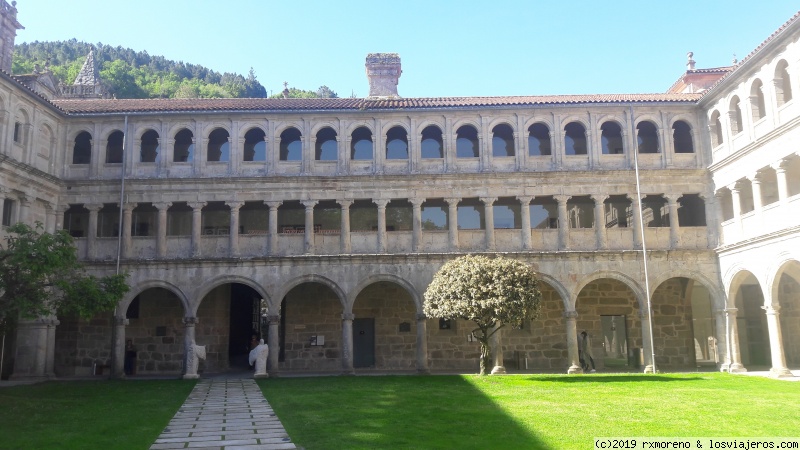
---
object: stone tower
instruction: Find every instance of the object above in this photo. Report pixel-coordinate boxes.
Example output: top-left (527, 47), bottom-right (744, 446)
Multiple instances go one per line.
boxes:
top-left (60, 49), bottom-right (110, 99)
top-left (0, 0), bottom-right (23, 73)
top-left (365, 53), bottom-right (401, 98)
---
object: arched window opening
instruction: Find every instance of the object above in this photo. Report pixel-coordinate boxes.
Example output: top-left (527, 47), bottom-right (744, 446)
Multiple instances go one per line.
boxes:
top-left (385, 126), bottom-right (408, 159)
top-left (457, 198), bottom-right (484, 230)
top-left (528, 123), bottom-right (551, 156)
top-left (750, 79), bottom-right (766, 121)
top-left (167, 202), bottom-right (192, 236)
top-left (530, 196), bottom-right (557, 229)
top-left (564, 122), bottom-right (587, 155)
top-left (758, 167), bottom-right (779, 206)
top-left (491, 124), bottom-right (515, 157)
top-left (775, 60), bottom-right (793, 105)
top-left (786, 157), bottom-right (800, 197)
top-left (636, 121), bottom-right (660, 154)
top-left (350, 127), bottom-right (373, 160)
top-left (243, 128), bottom-right (266, 162)
top-left (386, 199), bottom-right (412, 231)
top-left (672, 121), bottom-right (694, 154)
top-left (72, 131), bottom-right (92, 165)
top-left (140, 130), bottom-right (159, 163)
top-left (737, 179), bottom-right (755, 214)
top-left (420, 125), bottom-right (443, 159)
top-left (315, 127), bottom-right (338, 161)
top-left (132, 203), bottom-right (157, 237)
top-left (677, 194), bottom-right (706, 227)
top-left (349, 199), bottom-right (377, 231)
top-left (421, 199), bottom-right (448, 230)
top-left (729, 97), bottom-right (743, 135)
top-left (105, 130), bottom-right (124, 164)
top-left (207, 128), bottom-right (230, 162)
top-left (710, 111), bottom-right (723, 147)
top-left (279, 127), bottom-right (302, 161)
top-left (63, 204), bottom-right (89, 237)
top-left (567, 196), bottom-right (593, 228)
top-left (641, 195), bottom-right (668, 227)
top-left (717, 189), bottom-right (734, 222)
top-left (456, 125), bottom-right (479, 158)
top-left (603, 195), bottom-right (632, 228)
top-left (493, 197), bottom-right (521, 229)
top-left (173, 129), bottom-right (194, 163)
top-left (600, 122), bottom-right (623, 155)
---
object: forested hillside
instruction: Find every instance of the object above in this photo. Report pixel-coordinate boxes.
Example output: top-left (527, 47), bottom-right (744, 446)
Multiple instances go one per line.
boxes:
top-left (11, 40), bottom-right (337, 99)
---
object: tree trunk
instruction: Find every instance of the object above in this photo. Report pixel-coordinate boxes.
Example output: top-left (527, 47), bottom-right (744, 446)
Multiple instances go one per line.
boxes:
top-left (479, 339), bottom-right (491, 376)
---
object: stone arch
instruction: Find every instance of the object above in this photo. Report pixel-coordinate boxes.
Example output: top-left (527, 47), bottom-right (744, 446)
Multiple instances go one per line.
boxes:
top-left (133, 122), bottom-right (161, 140)
top-left (192, 274), bottom-right (270, 316)
top-left (415, 119), bottom-right (445, 136)
top-left (650, 270), bottom-right (724, 308)
top-left (767, 256), bottom-right (800, 367)
top-left (766, 253), bottom-right (800, 301)
top-left (167, 122), bottom-right (196, 138)
top-left (727, 268), bottom-right (771, 367)
top-left (487, 117), bottom-right (516, 133)
top-left (522, 117), bottom-right (554, 131)
top-left (238, 121), bottom-right (267, 137)
top-left (68, 127), bottom-right (94, 144)
top-left (117, 280), bottom-right (191, 318)
top-left (536, 272), bottom-right (571, 311)
top-left (345, 121), bottom-right (374, 136)
top-left (201, 122), bottom-right (232, 137)
top-left (349, 273), bottom-right (422, 312)
top-left (380, 120), bottom-right (410, 136)
top-left (573, 270), bottom-right (646, 310)
top-left (559, 115), bottom-right (590, 131)
top-left (274, 273), bottom-right (346, 312)
top-left (97, 125), bottom-right (125, 142)
top-left (724, 264), bottom-right (766, 305)
top-left (450, 118), bottom-right (481, 135)
top-left (310, 121), bottom-right (339, 136)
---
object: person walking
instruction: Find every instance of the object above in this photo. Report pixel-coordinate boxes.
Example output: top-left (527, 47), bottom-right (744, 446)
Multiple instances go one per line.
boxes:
top-left (580, 331), bottom-right (596, 373)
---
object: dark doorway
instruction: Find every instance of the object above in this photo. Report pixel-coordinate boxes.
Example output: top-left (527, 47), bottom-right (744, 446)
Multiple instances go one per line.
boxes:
top-left (228, 284), bottom-right (262, 369)
top-left (738, 285), bottom-right (771, 367)
top-left (353, 318), bottom-right (375, 368)
top-left (600, 315), bottom-right (629, 369)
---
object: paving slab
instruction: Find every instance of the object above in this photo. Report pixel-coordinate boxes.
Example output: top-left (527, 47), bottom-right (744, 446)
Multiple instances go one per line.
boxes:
top-left (150, 379), bottom-right (297, 450)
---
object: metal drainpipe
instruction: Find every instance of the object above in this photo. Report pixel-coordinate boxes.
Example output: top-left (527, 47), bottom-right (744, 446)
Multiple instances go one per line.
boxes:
top-left (110, 115), bottom-right (128, 377)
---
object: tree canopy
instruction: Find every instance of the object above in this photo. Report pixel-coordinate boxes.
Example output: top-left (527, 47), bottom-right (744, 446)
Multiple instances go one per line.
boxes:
top-left (423, 255), bottom-right (541, 374)
top-left (0, 223), bottom-right (129, 324)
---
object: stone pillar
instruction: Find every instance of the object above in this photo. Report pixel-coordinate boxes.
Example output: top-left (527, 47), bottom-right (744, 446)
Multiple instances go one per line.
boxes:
top-left (629, 194), bottom-right (643, 249)
top-left (410, 198), bottom-right (423, 252)
top-left (375, 199), bottom-right (388, 253)
top-left (302, 200), bottom-right (317, 255)
top-left (640, 308), bottom-right (655, 373)
top-left (715, 308), bottom-right (729, 371)
top-left (18, 194), bottom-right (31, 224)
top-left (592, 195), bottom-right (607, 249)
top-left (121, 202), bottom-right (136, 259)
top-left (54, 205), bottom-right (67, 232)
top-left (339, 199), bottom-right (352, 253)
top-left (44, 317), bottom-right (59, 377)
top-left (564, 311), bottom-right (582, 374)
top-left (725, 308), bottom-right (746, 373)
top-left (265, 201), bottom-right (281, 255)
top-left (416, 313), bottom-right (430, 374)
top-left (773, 160), bottom-right (789, 202)
top-left (85, 203), bottom-right (103, 260)
top-left (490, 324), bottom-right (506, 374)
top-left (554, 195), bottom-right (569, 250)
top-left (226, 201), bottom-right (243, 257)
top-left (481, 197), bottom-right (496, 250)
top-left (341, 313), bottom-right (355, 375)
top-left (764, 305), bottom-right (792, 377)
top-left (111, 316), bottom-right (128, 379)
top-left (188, 201), bottom-right (206, 257)
top-left (751, 174), bottom-right (764, 214)
top-left (518, 196), bottom-right (533, 250)
top-left (154, 202), bottom-right (171, 258)
top-left (11, 317), bottom-right (58, 380)
top-left (445, 197), bottom-right (459, 250)
top-left (182, 316), bottom-right (199, 379)
top-left (267, 314), bottom-right (281, 377)
top-left (730, 183), bottom-right (743, 232)
top-left (44, 203), bottom-right (56, 234)
top-left (665, 194), bottom-right (680, 248)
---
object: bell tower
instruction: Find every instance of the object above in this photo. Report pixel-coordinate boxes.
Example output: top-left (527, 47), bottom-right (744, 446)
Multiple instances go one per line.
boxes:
top-left (0, 0), bottom-right (23, 73)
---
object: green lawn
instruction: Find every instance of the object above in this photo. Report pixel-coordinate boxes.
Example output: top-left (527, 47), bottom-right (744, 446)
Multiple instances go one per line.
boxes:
top-left (0, 379), bottom-right (195, 450)
top-left (258, 373), bottom-right (800, 450)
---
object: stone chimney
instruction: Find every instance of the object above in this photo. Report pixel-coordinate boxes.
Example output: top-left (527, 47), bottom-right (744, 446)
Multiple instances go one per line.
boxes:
top-left (365, 53), bottom-right (401, 98)
top-left (0, 0), bottom-right (24, 73)
top-left (686, 51), bottom-right (696, 71)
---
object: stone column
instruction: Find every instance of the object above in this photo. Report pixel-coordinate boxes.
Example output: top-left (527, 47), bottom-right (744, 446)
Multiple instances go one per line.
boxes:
top-left (18, 194), bottom-right (31, 224)
top-left (715, 308), bottom-right (729, 371)
top-left (750, 174), bottom-right (764, 218)
top-left (564, 311), bottom-right (582, 374)
top-left (665, 194), bottom-right (680, 248)
top-left (154, 202), bottom-right (171, 258)
top-left (410, 198), bottom-right (423, 252)
top-left (490, 324), bottom-right (506, 374)
top-left (518, 196), bottom-right (533, 250)
top-left (629, 194), bottom-right (643, 249)
top-left (554, 195), bottom-right (569, 250)
top-left (55, 205), bottom-right (67, 232)
top-left (773, 160), bottom-right (789, 202)
top-left (265, 201), bottom-right (281, 255)
top-left (44, 317), bottom-right (59, 378)
top-left (339, 199), bottom-right (352, 253)
top-left (592, 194), bottom-right (607, 249)
top-left (341, 313), bottom-right (355, 375)
top-left (188, 201), bottom-right (206, 257)
top-left (85, 203), bottom-right (103, 260)
top-left (764, 305), bottom-right (792, 377)
top-left (725, 308), bottom-right (746, 373)
top-left (375, 199), bottom-right (388, 253)
top-left (446, 197), bottom-right (460, 250)
top-left (182, 316), bottom-right (199, 379)
top-left (226, 201), bottom-right (243, 257)
top-left (481, 197), bottom-right (496, 250)
top-left (302, 200), bottom-right (317, 254)
top-left (121, 202), bottom-right (136, 259)
top-left (416, 313), bottom-right (430, 374)
top-left (11, 317), bottom-right (58, 380)
top-left (640, 308), bottom-right (655, 373)
top-left (730, 183), bottom-right (743, 234)
top-left (111, 316), bottom-right (128, 379)
top-left (267, 314), bottom-right (281, 377)
top-left (43, 203), bottom-right (56, 234)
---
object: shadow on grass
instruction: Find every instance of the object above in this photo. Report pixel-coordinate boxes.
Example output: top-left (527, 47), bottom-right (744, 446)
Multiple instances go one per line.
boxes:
top-left (259, 375), bottom-right (553, 450)
top-left (526, 375), bottom-right (704, 383)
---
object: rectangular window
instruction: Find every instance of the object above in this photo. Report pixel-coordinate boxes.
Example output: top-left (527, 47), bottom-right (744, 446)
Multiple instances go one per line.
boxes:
top-left (2, 199), bottom-right (14, 226)
top-left (13, 122), bottom-right (21, 144)
top-left (421, 201), bottom-right (448, 230)
top-left (167, 209), bottom-right (192, 236)
top-left (97, 205), bottom-right (120, 237)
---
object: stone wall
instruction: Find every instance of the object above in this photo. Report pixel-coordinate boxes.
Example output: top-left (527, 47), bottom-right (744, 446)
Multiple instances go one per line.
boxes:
top-left (196, 285), bottom-right (231, 373)
top-left (426, 318), bottom-right (481, 372)
top-left (54, 315), bottom-right (112, 376)
top-left (282, 283), bottom-right (343, 371)
top-left (126, 287), bottom-right (185, 375)
top-left (352, 282), bottom-right (417, 370)
top-left (501, 282), bottom-right (567, 371)
top-left (651, 278), bottom-right (695, 368)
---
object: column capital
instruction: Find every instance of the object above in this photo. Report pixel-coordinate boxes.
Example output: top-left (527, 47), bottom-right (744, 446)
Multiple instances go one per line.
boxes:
top-left (563, 310), bottom-right (578, 319)
top-left (338, 199), bottom-right (354, 209)
top-left (724, 307), bottom-right (738, 315)
top-left (591, 194), bottom-right (608, 204)
top-left (266, 314), bottom-right (281, 324)
top-left (374, 199), bottom-right (389, 208)
top-left (416, 313), bottom-right (427, 321)
top-left (625, 194), bottom-right (642, 202)
top-left (55, 204), bottom-right (69, 214)
top-left (85, 202), bottom-right (104, 212)
top-left (516, 195), bottom-right (533, 205)
top-left (342, 313), bottom-right (355, 321)
top-left (762, 304), bottom-right (781, 315)
top-left (264, 200), bottom-right (282, 209)
top-left (153, 201), bottom-right (172, 211)
top-left (225, 200), bottom-right (244, 211)
top-left (182, 316), bottom-right (199, 326)
top-left (302, 200), bottom-right (318, 209)
top-left (187, 201), bottom-right (207, 210)
top-left (772, 158), bottom-right (790, 172)
top-left (729, 181), bottom-right (744, 193)
top-left (122, 202), bottom-right (138, 213)
top-left (409, 197), bottom-right (425, 207)
top-left (479, 196), bottom-right (497, 206)
top-left (664, 193), bottom-right (682, 203)
top-left (114, 317), bottom-right (129, 326)
top-left (553, 194), bottom-right (571, 204)
top-left (444, 197), bottom-right (460, 206)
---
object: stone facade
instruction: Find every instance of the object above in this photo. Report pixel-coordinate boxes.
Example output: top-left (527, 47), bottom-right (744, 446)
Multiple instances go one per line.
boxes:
top-left (1, 3), bottom-right (798, 380)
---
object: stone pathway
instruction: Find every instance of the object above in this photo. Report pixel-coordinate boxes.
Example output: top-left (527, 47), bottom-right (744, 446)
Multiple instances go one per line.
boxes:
top-left (150, 378), bottom-right (298, 450)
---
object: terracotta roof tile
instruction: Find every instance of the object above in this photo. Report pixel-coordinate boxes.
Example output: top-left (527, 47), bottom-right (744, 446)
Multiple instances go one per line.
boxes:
top-left (52, 93), bottom-right (701, 114)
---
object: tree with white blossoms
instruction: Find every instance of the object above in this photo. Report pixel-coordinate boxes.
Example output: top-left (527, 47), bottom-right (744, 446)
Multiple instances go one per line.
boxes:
top-left (423, 255), bottom-right (541, 375)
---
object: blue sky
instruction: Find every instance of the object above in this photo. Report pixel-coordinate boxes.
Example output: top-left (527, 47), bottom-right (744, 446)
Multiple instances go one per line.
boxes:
top-left (16, 0), bottom-right (800, 98)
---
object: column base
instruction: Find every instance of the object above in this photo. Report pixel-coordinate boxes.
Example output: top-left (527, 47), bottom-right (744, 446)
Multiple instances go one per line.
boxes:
top-left (718, 362), bottom-right (730, 372)
top-left (9, 373), bottom-right (55, 382)
top-left (643, 364), bottom-right (655, 374)
top-left (340, 370), bottom-right (356, 376)
top-left (728, 363), bottom-right (747, 373)
top-left (567, 365), bottom-right (584, 374)
top-left (490, 365), bottom-right (507, 375)
top-left (253, 373), bottom-right (269, 379)
top-left (770, 367), bottom-right (793, 378)
top-left (182, 374), bottom-right (200, 380)
top-left (268, 370), bottom-right (280, 378)
top-left (416, 368), bottom-right (431, 375)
